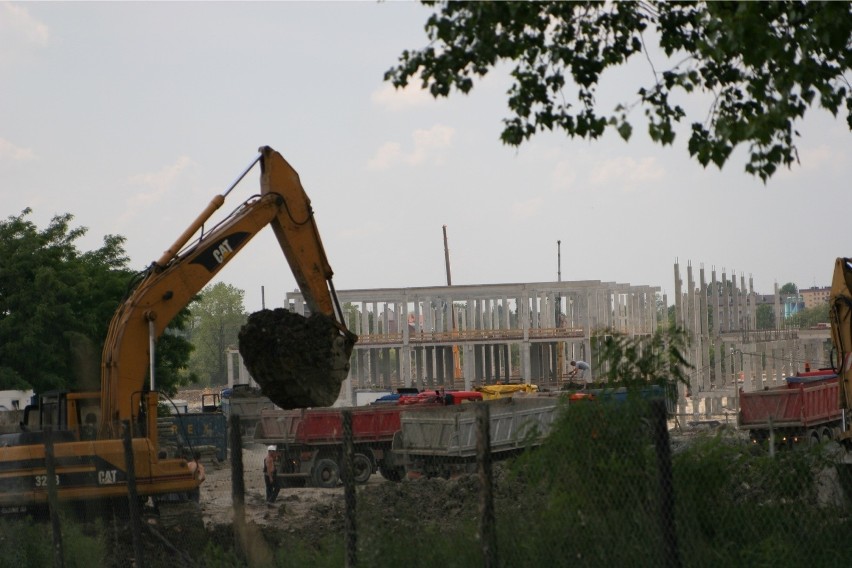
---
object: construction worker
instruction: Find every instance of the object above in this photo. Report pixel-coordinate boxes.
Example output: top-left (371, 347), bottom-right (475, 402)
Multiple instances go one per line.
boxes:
top-left (568, 360), bottom-right (592, 389)
top-left (265, 445), bottom-right (280, 505)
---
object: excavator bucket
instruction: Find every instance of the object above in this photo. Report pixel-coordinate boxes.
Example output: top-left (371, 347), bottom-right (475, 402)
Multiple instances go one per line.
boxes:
top-left (238, 308), bottom-right (356, 409)
top-left (830, 258), bottom-right (852, 410)
top-left (234, 147), bottom-right (358, 410)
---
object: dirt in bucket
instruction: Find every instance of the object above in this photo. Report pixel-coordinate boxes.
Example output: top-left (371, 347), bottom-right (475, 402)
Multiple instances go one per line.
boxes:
top-left (238, 308), bottom-right (355, 409)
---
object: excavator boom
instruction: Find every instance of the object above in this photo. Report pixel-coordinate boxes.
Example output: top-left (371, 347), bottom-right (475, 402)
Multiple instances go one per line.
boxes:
top-left (830, 257), bottom-right (852, 409)
top-left (102, 146), bottom-right (354, 431)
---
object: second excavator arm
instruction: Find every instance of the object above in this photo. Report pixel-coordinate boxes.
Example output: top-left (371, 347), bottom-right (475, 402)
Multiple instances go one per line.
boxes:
top-left (830, 257), bottom-right (852, 411)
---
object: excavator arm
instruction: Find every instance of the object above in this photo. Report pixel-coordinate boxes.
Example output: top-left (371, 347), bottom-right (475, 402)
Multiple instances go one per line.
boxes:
top-left (830, 257), bottom-right (852, 409)
top-left (100, 146), bottom-right (355, 433)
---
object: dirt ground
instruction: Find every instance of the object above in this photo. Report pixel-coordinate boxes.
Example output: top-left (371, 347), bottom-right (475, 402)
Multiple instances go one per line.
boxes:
top-left (176, 388), bottom-right (356, 535)
top-left (197, 442), bottom-right (356, 531)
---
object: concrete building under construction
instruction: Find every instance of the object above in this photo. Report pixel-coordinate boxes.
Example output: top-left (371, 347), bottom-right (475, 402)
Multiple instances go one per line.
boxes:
top-left (285, 280), bottom-right (660, 396)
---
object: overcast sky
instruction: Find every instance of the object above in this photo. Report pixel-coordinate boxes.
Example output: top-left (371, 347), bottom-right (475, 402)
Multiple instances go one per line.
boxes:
top-left (3, 2), bottom-right (849, 313)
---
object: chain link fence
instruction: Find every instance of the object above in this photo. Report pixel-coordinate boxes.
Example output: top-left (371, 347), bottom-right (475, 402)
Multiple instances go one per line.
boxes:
top-left (2, 391), bottom-right (851, 567)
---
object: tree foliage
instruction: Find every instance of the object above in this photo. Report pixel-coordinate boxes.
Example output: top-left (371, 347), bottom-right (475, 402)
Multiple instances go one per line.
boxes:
top-left (386, 1), bottom-right (852, 181)
top-left (756, 303), bottom-right (775, 330)
top-left (595, 326), bottom-right (692, 387)
top-left (0, 209), bottom-right (195, 395)
top-left (787, 302), bottom-right (830, 328)
top-left (187, 282), bottom-right (247, 387)
top-left (780, 282), bottom-right (799, 295)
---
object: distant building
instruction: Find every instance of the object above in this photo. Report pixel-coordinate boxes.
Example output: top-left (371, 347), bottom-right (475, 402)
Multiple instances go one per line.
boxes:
top-left (783, 294), bottom-right (804, 319)
top-left (0, 390), bottom-right (33, 411)
top-left (753, 294), bottom-right (775, 306)
top-left (800, 286), bottom-right (830, 310)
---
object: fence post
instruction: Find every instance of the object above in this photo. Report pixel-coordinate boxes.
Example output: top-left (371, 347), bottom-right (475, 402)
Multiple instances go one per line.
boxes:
top-left (230, 414), bottom-right (246, 562)
top-left (476, 402), bottom-right (498, 568)
top-left (342, 409), bottom-right (357, 568)
top-left (44, 426), bottom-right (65, 568)
top-left (122, 420), bottom-right (146, 568)
top-left (652, 398), bottom-right (681, 568)
top-left (769, 416), bottom-right (776, 458)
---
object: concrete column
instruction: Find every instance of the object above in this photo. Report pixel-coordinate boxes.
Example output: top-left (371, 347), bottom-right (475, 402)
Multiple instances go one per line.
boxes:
top-left (401, 300), bottom-right (411, 386)
top-left (714, 342), bottom-right (723, 390)
top-left (774, 283), bottom-right (781, 329)
top-left (743, 345), bottom-right (755, 391)
top-left (381, 347), bottom-right (391, 388)
top-left (721, 271), bottom-right (729, 333)
top-left (686, 261), bottom-right (695, 335)
top-left (416, 299), bottom-right (424, 335)
top-left (503, 345), bottom-right (512, 383)
top-left (755, 343), bottom-right (766, 390)
top-left (786, 338), bottom-right (796, 376)
top-left (426, 297), bottom-right (435, 333)
top-left (768, 346), bottom-right (778, 387)
top-left (413, 347), bottom-right (423, 389)
top-left (530, 292), bottom-right (539, 329)
top-left (502, 296), bottom-right (511, 330)
top-left (674, 261), bottom-right (683, 329)
top-left (748, 275), bottom-right (756, 330)
top-left (710, 268), bottom-right (718, 337)
top-left (463, 344), bottom-right (474, 390)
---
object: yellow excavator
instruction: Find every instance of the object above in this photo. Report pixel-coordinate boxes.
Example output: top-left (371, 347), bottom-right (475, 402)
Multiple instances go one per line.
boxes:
top-left (0, 146), bottom-right (356, 512)
top-left (830, 258), bottom-right (852, 430)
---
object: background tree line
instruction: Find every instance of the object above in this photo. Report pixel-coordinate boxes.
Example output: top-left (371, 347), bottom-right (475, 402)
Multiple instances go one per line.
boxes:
top-left (0, 210), bottom-right (247, 396)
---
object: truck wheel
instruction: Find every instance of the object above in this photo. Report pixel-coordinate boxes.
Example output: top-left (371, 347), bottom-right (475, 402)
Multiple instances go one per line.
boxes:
top-left (312, 458), bottom-right (340, 488)
top-left (807, 429), bottom-right (820, 446)
top-left (352, 453), bottom-right (373, 484)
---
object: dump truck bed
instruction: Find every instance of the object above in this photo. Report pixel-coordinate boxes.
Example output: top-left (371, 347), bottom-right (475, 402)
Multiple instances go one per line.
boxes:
top-left (394, 397), bottom-right (560, 458)
top-left (739, 373), bottom-right (841, 429)
top-left (255, 405), bottom-right (404, 445)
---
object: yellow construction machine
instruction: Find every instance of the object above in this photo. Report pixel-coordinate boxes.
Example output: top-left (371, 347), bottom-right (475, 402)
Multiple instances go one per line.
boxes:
top-left (830, 258), bottom-right (852, 423)
top-left (0, 146), bottom-right (355, 512)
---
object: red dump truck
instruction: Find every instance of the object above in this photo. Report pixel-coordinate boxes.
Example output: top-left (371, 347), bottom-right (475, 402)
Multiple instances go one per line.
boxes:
top-left (738, 371), bottom-right (842, 446)
top-left (254, 390), bottom-right (483, 487)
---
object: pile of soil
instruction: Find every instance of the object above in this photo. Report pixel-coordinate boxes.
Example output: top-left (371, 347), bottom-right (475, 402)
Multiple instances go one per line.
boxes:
top-left (238, 309), bottom-right (355, 409)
